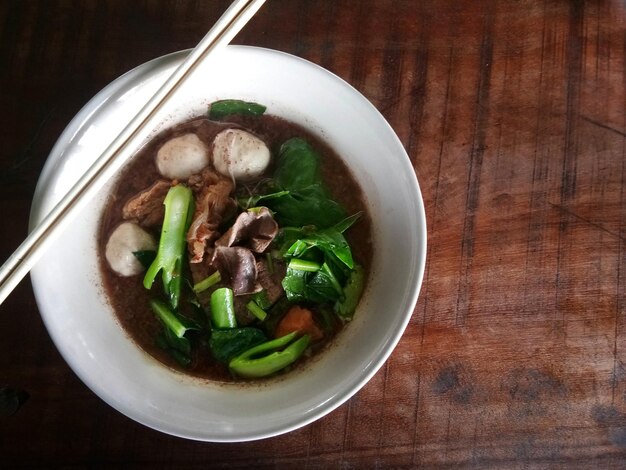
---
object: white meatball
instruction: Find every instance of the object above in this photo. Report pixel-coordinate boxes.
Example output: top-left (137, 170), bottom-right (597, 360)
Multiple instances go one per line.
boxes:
top-left (212, 129), bottom-right (270, 182)
top-left (105, 222), bottom-right (156, 277)
top-left (156, 133), bottom-right (209, 179)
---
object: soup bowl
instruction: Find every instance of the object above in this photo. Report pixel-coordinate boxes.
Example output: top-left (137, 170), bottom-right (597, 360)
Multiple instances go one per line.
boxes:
top-left (29, 46), bottom-right (426, 442)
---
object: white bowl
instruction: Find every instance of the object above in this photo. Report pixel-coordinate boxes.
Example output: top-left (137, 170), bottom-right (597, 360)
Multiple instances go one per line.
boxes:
top-left (29, 46), bottom-right (427, 442)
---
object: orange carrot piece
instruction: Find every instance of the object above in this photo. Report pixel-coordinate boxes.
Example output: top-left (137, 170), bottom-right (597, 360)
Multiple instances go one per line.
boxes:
top-left (275, 306), bottom-right (323, 341)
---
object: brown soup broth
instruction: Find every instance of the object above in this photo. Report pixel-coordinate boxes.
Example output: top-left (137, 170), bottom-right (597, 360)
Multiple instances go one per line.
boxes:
top-left (98, 114), bottom-right (372, 381)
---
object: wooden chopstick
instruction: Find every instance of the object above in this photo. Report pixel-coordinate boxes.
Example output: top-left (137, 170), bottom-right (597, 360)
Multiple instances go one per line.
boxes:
top-left (0, 0), bottom-right (266, 305)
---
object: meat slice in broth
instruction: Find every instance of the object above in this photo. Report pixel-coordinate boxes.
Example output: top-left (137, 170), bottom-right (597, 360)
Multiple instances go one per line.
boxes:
top-left (186, 169), bottom-right (237, 264)
top-left (215, 207), bottom-right (278, 253)
top-left (211, 246), bottom-right (261, 296)
top-left (122, 180), bottom-right (171, 227)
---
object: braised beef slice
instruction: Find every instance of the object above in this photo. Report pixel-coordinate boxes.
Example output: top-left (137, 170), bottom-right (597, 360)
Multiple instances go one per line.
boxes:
top-left (187, 169), bottom-right (237, 263)
top-left (211, 246), bottom-right (261, 296)
top-left (233, 296), bottom-right (257, 326)
top-left (188, 258), bottom-right (214, 307)
top-left (122, 180), bottom-right (171, 227)
top-left (215, 207), bottom-right (278, 253)
top-left (256, 258), bottom-right (285, 305)
top-left (190, 260), bottom-right (258, 326)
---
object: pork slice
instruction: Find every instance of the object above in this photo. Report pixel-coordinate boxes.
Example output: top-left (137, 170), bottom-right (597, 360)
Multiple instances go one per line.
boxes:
top-left (186, 169), bottom-right (237, 263)
top-left (122, 180), bottom-right (171, 227)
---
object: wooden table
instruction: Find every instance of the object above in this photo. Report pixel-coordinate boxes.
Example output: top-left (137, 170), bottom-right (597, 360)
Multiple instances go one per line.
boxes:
top-left (1, 0), bottom-right (625, 467)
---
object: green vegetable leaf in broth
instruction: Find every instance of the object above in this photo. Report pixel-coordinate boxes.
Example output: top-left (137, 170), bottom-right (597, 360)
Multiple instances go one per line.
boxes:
top-left (209, 327), bottom-right (268, 364)
top-left (335, 264), bottom-right (365, 320)
top-left (306, 265), bottom-right (343, 302)
top-left (249, 137), bottom-right (346, 228)
top-left (282, 264), bottom-right (343, 304)
top-left (275, 138), bottom-right (321, 190)
top-left (208, 99), bottom-right (266, 120)
top-left (155, 327), bottom-right (192, 367)
top-left (332, 212), bottom-right (363, 233)
top-left (282, 267), bottom-right (308, 303)
top-left (265, 184), bottom-right (346, 228)
top-left (285, 227), bottom-right (354, 269)
top-left (150, 299), bottom-right (200, 339)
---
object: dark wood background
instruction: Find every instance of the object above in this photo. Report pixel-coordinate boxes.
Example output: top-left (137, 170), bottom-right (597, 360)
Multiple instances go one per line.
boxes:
top-left (1, 0), bottom-right (626, 467)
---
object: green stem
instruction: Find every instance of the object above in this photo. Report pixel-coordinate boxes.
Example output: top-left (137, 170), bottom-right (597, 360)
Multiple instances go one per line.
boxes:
top-left (143, 185), bottom-right (194, 310)
top-left (246, 300), bottom-right (267, 321)
top-left (150, 299), bottom-right (188, 338)
top-left (288, 258), bottom-right (321, 272)
top-left (210, 287), bottom-right (237, 329)
top-left (229, 332), bottom-right (311, 378)
top-left (193, 270), bottom-right (222, 293)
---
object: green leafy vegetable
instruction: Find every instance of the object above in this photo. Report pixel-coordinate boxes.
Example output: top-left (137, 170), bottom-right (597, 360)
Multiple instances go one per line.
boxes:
top-left (150, 299), bottom-right (201, 367)
top-left (261, 184), bottom-right (346, 228)
top-left (143, 185), bottom-right (194, 310)
top-left (282, 213), bottom-right (361, 266)
top-left (285, 227), bottom-right (354, 269)
top-left (281, 267), bottom-right (307, 302)
top-left (279, 215), bottom-right (363, 304)
top-left (156, 327), bottom-right (192, 367)
top-left (150, 299), bottom-right (199, 339)
top-left (275, 226), bottom-right (315, 256)
top-left (241, 137), bottom-right (347, 228)
top-left (335, 264), bottom-right (365, 319)
top-left (274, 138), bottom-right (321, 190)
top-left (208, 99), bottom-right (266, 120)
top-left (250, 290), bottom-right (272, 310)
top-left (238, 190), bottom-right (290, 210)
top-left (332, 212), bottom-right (363, 233)
top-left (283, 262), bottom-right (343, 304)
top-left (209, 327), bottom-right (267, 363)
top-left (210, 287), bottom-right (237, 329)
top-left (229, 332), bottom-right (311, 378)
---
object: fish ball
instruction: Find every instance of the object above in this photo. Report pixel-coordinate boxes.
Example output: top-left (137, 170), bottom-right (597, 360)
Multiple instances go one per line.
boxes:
top-left (212, 129), bottom-right (270, 182)
top-left (156, 133), bottom-right (209, 179)
top-left (105, 222), bottom-right (156, 276)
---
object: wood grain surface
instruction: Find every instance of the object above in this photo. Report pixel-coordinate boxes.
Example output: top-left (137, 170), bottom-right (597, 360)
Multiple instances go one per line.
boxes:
top-left (1, 0), bottom-right (626, 467)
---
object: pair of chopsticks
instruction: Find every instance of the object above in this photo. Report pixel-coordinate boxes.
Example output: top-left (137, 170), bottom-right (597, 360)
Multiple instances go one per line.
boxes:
top-left (0, 0), bottom-right (266, 305)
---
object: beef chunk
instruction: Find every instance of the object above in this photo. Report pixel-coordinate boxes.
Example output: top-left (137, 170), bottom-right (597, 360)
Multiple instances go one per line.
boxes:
top-left (122, 180), bottom-right (171, 227)
top-left (256, 258), bottom-right (285, 305)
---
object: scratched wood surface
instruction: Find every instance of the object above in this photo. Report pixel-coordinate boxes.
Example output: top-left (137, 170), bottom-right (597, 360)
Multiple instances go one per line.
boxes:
top-left (1, 0), bottom-right (625, 467)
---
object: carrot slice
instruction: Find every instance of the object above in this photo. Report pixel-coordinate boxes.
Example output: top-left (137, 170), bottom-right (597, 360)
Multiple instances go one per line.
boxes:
top-left (275, 306), bottom-right (323, 341)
